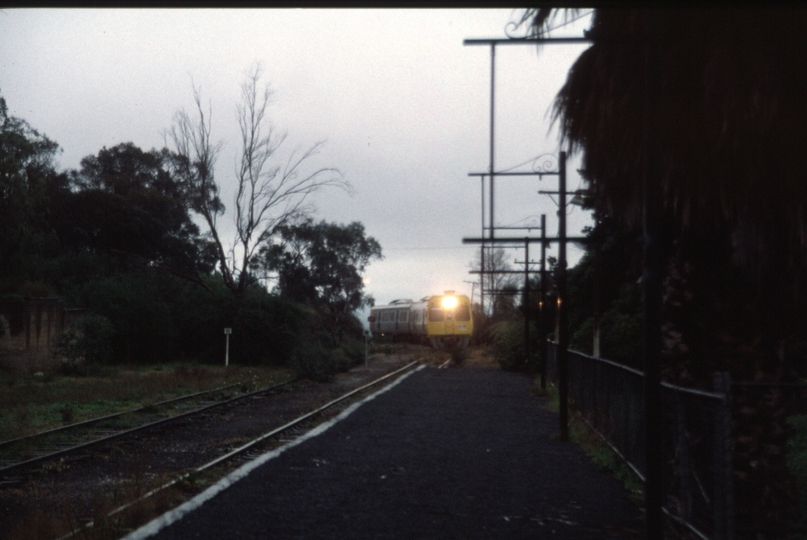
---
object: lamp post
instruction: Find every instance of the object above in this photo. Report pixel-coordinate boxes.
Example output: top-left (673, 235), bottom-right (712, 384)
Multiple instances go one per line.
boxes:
top-left (466, 152), bottom-right (574, 442)
top-left (539, 214), bottom-right (547, 390)
top-left (557, 152), bottom-right (569, 442)
top-left (363, 329), bottom-right (370, 368)
top-left (462, 32), bottom-right (667, 538)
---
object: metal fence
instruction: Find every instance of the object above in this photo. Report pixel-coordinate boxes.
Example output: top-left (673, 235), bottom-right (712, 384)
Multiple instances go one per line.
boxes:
top-left (546, 343), bottom-right (733, 540)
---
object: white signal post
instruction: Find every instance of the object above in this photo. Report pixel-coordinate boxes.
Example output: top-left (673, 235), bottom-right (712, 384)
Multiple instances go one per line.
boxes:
top-left (363, 329), bottom-right (370, 368)
top-left (224, 328), bottom-right (232, 367)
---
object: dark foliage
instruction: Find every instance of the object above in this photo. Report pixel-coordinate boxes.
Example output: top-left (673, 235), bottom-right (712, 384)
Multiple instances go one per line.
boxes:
top-left (64, 142), bottom-right (216, 277)
top-left (0, 93), bottom-right (63, 293)
top-left (0, 92), bottom-right (377, 378)
top-left (258, 218), bottom-right (382, 314)
top-left (523, 7), bottom-right (807, 532)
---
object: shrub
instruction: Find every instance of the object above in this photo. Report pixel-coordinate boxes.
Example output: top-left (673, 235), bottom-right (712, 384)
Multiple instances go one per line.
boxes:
top-left (334, 337), bottom-right (364, 372)
top-left (81, 273), bottom-right (177, 363)
top-left (52, 328), bottom-right (83, 371)
top-left (450, 345), bottom-right (469, 366)
top-left (490, 320), bottom-right (527, 372)
top-left (52, 313), bottom-right (114, 371)
top-left (286, 332), bottom-right (365, 382)
top-left (287, 337), bottom-right (336, 382)
top-left (172, 277), bottom-right (311, 367)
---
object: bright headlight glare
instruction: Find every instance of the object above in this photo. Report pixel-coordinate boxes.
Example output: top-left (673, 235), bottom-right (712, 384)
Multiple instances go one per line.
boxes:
top-left (441, 296), bottom-right (458, 309)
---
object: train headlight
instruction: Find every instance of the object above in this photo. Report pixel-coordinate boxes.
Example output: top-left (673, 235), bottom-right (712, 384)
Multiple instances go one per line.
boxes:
top-left (441, 296), bottom-right (458, 309)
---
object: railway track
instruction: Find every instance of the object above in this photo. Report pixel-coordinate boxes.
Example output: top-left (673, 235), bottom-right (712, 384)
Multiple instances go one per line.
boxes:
top-left (0, 376), bottom-right (298, 481)
top-left (56, 359), bottom-right (421, 540)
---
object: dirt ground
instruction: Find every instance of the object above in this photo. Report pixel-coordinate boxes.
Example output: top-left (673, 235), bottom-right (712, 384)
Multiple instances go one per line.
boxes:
top-left (0, 350), bottom-right (424, 539)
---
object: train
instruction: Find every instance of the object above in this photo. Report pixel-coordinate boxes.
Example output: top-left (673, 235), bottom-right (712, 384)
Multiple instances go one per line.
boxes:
top-left (368, 291), bottom-right (473, 349)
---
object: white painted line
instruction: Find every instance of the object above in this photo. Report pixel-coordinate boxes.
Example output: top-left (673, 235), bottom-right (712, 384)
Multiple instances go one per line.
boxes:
top-left (121, 364), bottom-right (426, 540)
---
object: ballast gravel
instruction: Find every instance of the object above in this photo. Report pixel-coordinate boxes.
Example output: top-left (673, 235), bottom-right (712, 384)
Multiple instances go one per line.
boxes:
top-left (140, 366), bottom-right (644, 539)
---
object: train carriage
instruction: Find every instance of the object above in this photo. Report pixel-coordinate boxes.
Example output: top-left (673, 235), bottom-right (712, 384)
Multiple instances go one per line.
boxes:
top-left (368, 291), bottom-right (473, 349)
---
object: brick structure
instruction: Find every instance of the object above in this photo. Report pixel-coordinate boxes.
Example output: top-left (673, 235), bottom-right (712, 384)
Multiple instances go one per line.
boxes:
top-left (0, 297), bottom-right (74, 372)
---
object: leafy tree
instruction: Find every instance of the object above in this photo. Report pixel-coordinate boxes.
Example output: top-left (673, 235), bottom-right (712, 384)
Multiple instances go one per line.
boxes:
top-left (0, 92), bottom-right (63, 293)
top-left (523, 8), bottom-right (807, 373)
top-left (257, 218), bottom-right (382, 314)
top-left (168, 273), bottom-right (316, 367)
top-left (62, 143), bottom-right (216, 280)
top-left (167, 64), bottom-right (348, 296)
top-left (0, 95), bottom-right (323, 371)
top-left (566, 217), bottom-right (643, 366)
top-left (51, 313), bottom-right (114, 371)
top-left (80, 272), bottom-right (178, 364)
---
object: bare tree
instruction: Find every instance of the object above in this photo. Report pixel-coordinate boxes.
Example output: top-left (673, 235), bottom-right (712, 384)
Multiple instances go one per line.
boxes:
top-left (469, 246), bottom-right (519, 319)
top-left (166, 81), bottom-right (229, 285)
top-left (168, 64), bottom-right (348, 294)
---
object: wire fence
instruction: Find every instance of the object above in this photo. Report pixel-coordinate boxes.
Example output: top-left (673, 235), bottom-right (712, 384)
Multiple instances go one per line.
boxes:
top-left (546, 343), bottom-right (735, 540)
top-left (546, 343), bottom-right (807, 540)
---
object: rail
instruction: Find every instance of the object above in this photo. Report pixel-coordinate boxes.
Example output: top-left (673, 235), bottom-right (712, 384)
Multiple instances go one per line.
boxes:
top-left (0, 377), bottom-right (284, 450)
top-left (57, 360), bottom-right (422, 540)
top-left (0, 377), bottom-right (297, 478)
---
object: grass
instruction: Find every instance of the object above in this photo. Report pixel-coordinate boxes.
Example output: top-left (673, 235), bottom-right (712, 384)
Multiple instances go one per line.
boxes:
top-left (536, 381), bottom-right (690, 539)
top-left (538, 381), bottom-right (807, 538)
top-left (0, 363), bottom-right (293, 442)
top-left (534, 379), bottom-right (644, 502)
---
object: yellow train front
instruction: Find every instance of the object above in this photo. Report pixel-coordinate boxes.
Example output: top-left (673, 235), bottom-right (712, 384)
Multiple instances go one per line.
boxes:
top-left (369, 291), bottom-right (473, 349)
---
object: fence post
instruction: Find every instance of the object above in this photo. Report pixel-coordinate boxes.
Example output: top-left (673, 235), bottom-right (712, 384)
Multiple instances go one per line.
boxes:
top-left (713, 372), bottom-right (734, 540)
top-left (676, 395), bottom-right (692, 524)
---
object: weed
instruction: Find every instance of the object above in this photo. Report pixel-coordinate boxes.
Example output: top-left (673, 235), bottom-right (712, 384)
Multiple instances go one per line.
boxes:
top-left (59, 360), bottom-right (87, 376)
top-left (35, 371), bottom-right (56, 383)
top-left (450, 346), bottom-right (469, 366)
top-left (13, 403), bottom-right (30, 435)
top-left (0, 364), bottom-right (290, 441)
top-left (288, 342), bottom-right (336, 382)
top-left (86, 364), bottom-right (119, 378)
top-left (60, 405), bottom-right (75, 424)
top-left (174, 364), bottom-right (190, 379)
top-left (7, 509), bottom-right (62, 540)
top-left (490, 320), bottom-right (531, 372)
top-left (140, 404), bottom-right (159, 415)
top-left (538, 382), bottom-right (643, 503)
top-left (126, 457), bottom-right (148, 499)
top-left (374, 343), bottom-right (399, 356)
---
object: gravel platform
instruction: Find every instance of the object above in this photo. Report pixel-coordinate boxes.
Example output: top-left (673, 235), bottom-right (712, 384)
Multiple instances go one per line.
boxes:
top-left (136, 366), bottom-right (644, 539)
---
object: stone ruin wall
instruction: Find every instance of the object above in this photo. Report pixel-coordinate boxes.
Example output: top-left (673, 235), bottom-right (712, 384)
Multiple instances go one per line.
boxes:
top-left (0, 298), bottom-right (78, 372)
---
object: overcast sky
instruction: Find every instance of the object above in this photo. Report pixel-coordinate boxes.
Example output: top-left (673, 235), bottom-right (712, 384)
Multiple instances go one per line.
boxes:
top-left (0, 8), bottom-right (594, 311)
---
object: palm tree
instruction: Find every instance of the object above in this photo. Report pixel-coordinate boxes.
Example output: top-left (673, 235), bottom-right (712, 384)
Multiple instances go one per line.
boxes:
top-left (523, 7), bottom-right (807, 534)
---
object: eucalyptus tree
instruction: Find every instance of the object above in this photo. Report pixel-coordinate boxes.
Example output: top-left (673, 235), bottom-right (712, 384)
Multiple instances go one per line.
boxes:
top-left (167, 64), bottom-right (348, 296)
top-left (67, 142), bottom-right (213, 278)
top-left (259, 218), bottom-right (382, 314)
top-left (0, 93), bottom-right (62, 293)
